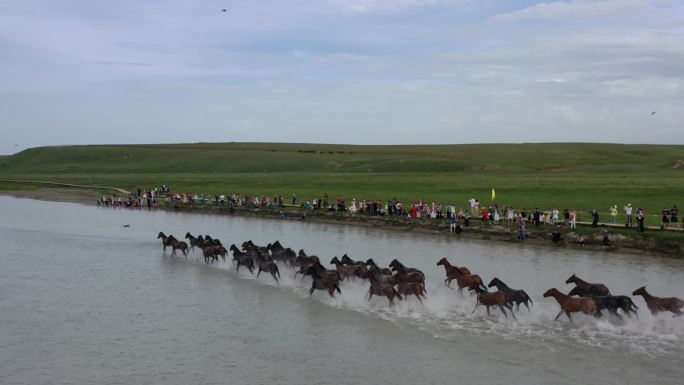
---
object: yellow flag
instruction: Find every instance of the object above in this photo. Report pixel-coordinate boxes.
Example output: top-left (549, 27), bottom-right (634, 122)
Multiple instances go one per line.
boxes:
top-left (491, 188), bottom-right (496, 202)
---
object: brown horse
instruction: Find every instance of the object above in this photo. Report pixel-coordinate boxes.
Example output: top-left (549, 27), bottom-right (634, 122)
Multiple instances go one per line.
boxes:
top-left (397, 281), bottom-right (427, 303)
top-left (435, 257), bottom-right (471, 278)
top-left (158, 232), bottom-right (188, 257)
top-left (566, 274), bottom-right (611, 296)
top-left (632, 286), bottom-right (683, 316)
top-left (199, 244), bottom-right (218, 264)
top-left (436, 258), bottom-right (485, 293)
top-left (330, 257), bottom-right (357, 281)
top-left (470, 286), bottom-right (515, 319)
top-left (543, 288), bottom-right (598, 322)
top-left (367, 265), bottom-right (402, 306)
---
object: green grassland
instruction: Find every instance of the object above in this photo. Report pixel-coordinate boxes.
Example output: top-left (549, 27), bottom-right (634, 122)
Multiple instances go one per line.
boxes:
top-left (1, 142), bottom-right (683, 227)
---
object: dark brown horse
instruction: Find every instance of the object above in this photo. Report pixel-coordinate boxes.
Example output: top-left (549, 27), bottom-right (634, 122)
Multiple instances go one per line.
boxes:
top-left (330, 257), bottom-right (357, 281)
top-left (397, 281), bottom-right (427, 303)
top-left (632, 286), bottom-right (683, 316)
top-left (256, 252), bottom-right (280, 283)
top-left (543, 288), bottom-right (598, 322)
top-left (340, 254), bottom-right (369, 280)
top-left (389, 259), bottom-right (425, 286)
top-left (566, 274), bottom-right (611, 296)
top-left (487, 277), bottom-right (533, 312)
top-left (365, 259), bottom-right (395, 285)
top-left (568, 286), bottom-right (638, 318)
top-left (199, 244), bottom-right (218, 264)
top-left (470, 286), bottom-right (515, 319)
top-left (157, 232), bottom-right (188, 257)
top-left (367, 264), bottom-right (402, 306)
top-left (184, 232), bottom-right (204, 252)
top-left (229, 244), bottom-right (254, 274)
top-left (306, 265), bottom-right (341, 297)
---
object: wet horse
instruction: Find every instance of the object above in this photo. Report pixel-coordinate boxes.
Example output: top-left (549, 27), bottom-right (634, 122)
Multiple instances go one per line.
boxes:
top-left (435, 257), bottom-right (471, 279)
top-left (470, 286), bottom-right (515, 319)
top-left (306, 265), bottom-right (341, 297)
top-left (330, 257), bottom-right (357, 281)
top-left (488, 278), bottom-right (533, 312)
top-left (543, 288), bottom-right (598, 322)
top-left (157, 232), bottom-right (188, 257)
top-left (436, 258), bottom-right (485, 293)
top-left (255, 252), bottom-right (280, 283)
top-left (389, 259), bottom-right (425, 286)
top-left (366, 264), bottom-right (402, 306)
top-left (229, 244), bottom-right (254, 274)
top-left (632, 286), bottom-right (683, 317)
top-left (566, 274), bottom-right (611, 296)
top-left (567, 287), bottom-right (638, 318)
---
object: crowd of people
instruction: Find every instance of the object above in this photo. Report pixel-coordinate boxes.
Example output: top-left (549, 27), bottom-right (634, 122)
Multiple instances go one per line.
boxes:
top-left (97, 185), bottom-right (681, 243)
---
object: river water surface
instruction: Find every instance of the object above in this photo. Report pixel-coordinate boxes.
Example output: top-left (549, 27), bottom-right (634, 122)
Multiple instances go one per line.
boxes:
top-left (1, 196), bottom-right (683, 385)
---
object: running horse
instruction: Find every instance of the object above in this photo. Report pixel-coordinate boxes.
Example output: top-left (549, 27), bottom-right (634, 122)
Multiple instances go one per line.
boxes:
top-left (305, 265), bottom-right (342, 297)
top-left (565, 274), bottom-right (611, 296)
top-left (487, 277), bottom-right (533, 312)
top-left (157, 232), bottom-right (188, 257)
top-left (543, 288), bottom-right (598, 322)
top-left (632, 286), bottom-right (683, 317)
top-left (470, 286), bottom-right (515, 319)
top-left (567, 286), bottom-right (638, 319)
top-left (366, 263), bottom-right (402, 306)
top-left (436, 258), bottom-right (485, 293)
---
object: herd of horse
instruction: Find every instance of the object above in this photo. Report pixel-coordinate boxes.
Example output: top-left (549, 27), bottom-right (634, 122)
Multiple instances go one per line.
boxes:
top-left (157, 232), bottom-right (684, 321)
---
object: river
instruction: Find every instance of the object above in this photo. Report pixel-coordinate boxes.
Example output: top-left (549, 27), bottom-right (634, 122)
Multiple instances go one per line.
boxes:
top-left (0, 196), bottom-right (682, 385)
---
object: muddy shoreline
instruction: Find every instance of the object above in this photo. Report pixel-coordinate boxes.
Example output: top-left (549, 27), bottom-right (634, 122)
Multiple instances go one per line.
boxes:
top-left (1, 189), bottom-right (681, 258)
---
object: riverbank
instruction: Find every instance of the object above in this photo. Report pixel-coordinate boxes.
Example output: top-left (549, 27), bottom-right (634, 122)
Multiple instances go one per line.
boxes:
top-left (2, 188), bottom-right (681, 258)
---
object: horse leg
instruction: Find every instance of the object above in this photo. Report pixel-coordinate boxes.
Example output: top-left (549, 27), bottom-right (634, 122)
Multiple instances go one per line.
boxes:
top-left (257, 267), bottom-right (262, 278)
top-left (472, 302), bottom-right (480, 313)
top-left (309, 283), bottom-right (315, 296)
top-left (486, 306), bottom-right (491, 316)
top-left (415, 293), bottom-right (423, 303)
top-left (236, 263), bottom-right (241, 273)
top-left (565, 311), bottom-right (574, 323)
top-left (270, 269), bottom-right (279, 283)
top-left (554, 310), bottom-right (564, 321)
top-left (499, 305), bottom-right (508, 318)
top-left (506, 304), bottom-right (516, 320)
top-left (524, 301), bottom-right (531, 312)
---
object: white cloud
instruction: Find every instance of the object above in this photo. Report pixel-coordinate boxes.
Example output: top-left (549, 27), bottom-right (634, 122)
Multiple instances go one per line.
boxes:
top-left (329, 0), bottom-right (463, 13)
top-left (491, 0), bottom-right (653, 22)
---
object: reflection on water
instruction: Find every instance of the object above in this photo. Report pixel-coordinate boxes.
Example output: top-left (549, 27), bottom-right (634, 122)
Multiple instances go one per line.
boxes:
top-left (0, 196), bottom-right (683, 385)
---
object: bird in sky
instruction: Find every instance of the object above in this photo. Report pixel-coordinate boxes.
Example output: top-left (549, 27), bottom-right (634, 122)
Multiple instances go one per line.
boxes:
top-left (222, 9), bottom-right (228, 12)
top-left (651, 111), bottom-right (656, 115)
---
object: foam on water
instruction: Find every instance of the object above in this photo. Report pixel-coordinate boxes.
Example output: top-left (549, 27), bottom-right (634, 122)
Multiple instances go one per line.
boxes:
top-left (176, 253), bottom-right (684, 357)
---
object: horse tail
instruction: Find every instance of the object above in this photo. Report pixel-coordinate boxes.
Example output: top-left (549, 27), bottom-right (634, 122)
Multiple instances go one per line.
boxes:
top-left (525, 291), bottom-right (534, 306)
top-left (275, 264), bottom-right (281, 279)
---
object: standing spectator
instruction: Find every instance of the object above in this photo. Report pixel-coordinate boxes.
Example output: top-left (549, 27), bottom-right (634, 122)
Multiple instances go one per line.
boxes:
top-left (569, 210), bottom-right (577, 230)
top-left (563, 208), bottom-right (570, 225)
top-left (481, 207), bottom-right (489, 223)
top-left (662, 208), bottom-right (670, 229)
top-left (591, 209), bottom-right (599, 228)
top-left (636, 207), bottom-right (645, 233)
top-left (292, 193), bottom-right (297, 205)
top-left (610, 205), bottom-right (618, 224)
top-left (671, 205), bottom-right (680, 229)
top-left (601, 225), bottom-right (610, 247)
top-left (552, 208), bottom-right (559, 225)
top-left (469, 198), bottom-right (477, 217)
top-left (449, 212), bottom-right (457, 233)
top-left (624, 203), bottom-right (633, 227)
top-left (517, 213), bottom-right (526, 241)
top-left (533, 208), bottom-right (541, 226)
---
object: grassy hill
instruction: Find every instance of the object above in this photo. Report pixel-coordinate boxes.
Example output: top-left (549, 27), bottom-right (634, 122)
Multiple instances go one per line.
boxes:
top-left (1, 142), bottom-right (683, 225)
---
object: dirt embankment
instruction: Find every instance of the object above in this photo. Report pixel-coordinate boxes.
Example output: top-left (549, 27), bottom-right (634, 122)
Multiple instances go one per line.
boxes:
top-left (168, 204), bottom-right (683, 258)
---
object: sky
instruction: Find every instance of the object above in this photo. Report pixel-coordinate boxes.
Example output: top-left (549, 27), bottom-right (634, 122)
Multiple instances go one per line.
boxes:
top-left (1, 0), bottom-right (683, 154)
